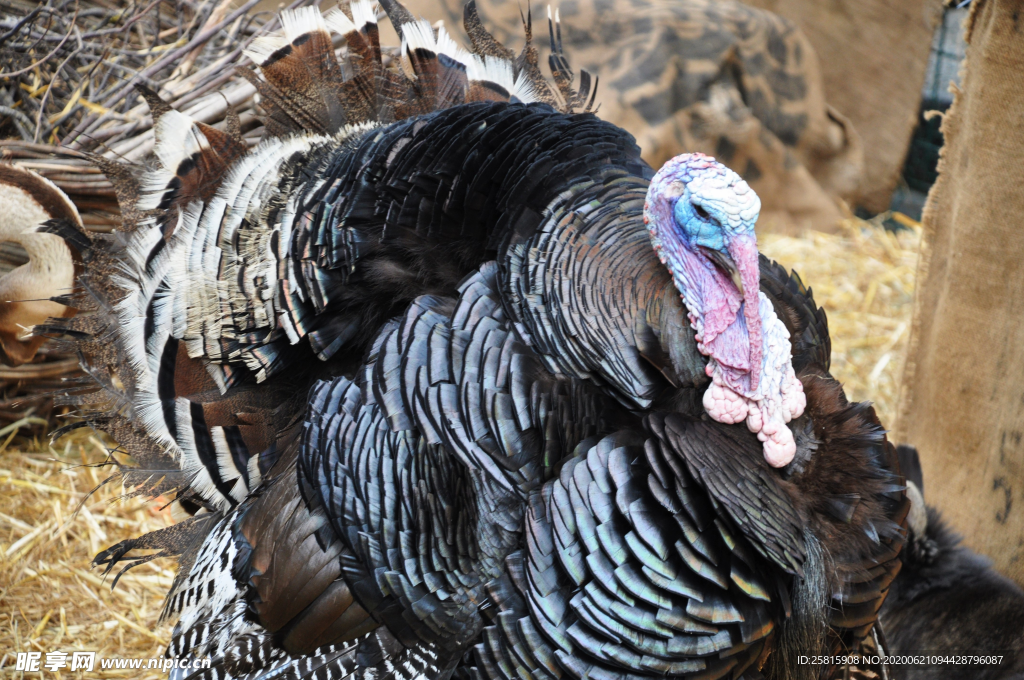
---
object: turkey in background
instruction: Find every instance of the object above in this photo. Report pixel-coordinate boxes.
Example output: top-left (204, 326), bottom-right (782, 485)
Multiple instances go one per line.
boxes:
top-left (403, 0), bottom-right (864, 236)
top-left (41, 1), bottom-right (909, 678)
top-left (0, 164), bottom-right (79, 366)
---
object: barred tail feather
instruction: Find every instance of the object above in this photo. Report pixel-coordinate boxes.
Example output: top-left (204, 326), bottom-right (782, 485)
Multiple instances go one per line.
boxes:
top-left (238, 0), bottom-right (593, 134)
top-left (45, 0), bottom-right (600, 596)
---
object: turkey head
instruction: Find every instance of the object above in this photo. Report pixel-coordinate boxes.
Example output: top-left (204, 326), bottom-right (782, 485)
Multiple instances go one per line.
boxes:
top-left (643, 154), bottom-right (805, 466)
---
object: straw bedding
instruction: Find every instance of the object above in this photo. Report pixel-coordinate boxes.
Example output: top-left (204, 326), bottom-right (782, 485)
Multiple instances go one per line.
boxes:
top-left (0, 428), bottom-right (175, 678)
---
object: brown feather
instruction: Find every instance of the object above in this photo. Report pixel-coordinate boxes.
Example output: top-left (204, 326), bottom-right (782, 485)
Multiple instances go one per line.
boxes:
top-left (223, 105), bottom-right (243, 143)
top-left (463, 0), bottom-right (514, 61)
top-left (378, 0), bottom-right (415, 41)
top-left (259, 30), bottom-right (348, 134)
top-left (513, 5), bottom-right (557, 107)
top-left (335, 24), bottom-right (382, 123)
top-left (79, 154), bottom-right (146, 235)
top-left (238, 458), bottom-right (376, 647)
top-left (281, 581), bottom-right (376, 653)
top-left (135, 84), bottom-right (174, 121)
top-left (156, 119), bottom-right (246, 238)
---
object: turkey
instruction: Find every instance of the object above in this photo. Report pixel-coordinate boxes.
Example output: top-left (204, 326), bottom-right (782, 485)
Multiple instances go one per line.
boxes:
top-left (42, 2), bottom-right (909, 679)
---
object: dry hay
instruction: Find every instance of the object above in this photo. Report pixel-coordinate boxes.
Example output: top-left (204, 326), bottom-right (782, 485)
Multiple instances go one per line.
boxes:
top-left (0, 428), bottom-right (175, 678)
top-left (0, 214), bottom-right (923, 672)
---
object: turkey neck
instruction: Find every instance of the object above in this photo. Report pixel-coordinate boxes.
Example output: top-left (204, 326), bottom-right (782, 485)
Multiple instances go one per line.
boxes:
top-left (500, 174), bottom-right (710, 411)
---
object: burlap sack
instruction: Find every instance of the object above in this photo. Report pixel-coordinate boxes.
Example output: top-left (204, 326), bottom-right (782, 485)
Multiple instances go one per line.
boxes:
top-left (746, 0), bottom-right (943, 213)
top-left (895, 0), bottom-right (1024, 585)
top-left (406, 0), bottom-right (862, 235)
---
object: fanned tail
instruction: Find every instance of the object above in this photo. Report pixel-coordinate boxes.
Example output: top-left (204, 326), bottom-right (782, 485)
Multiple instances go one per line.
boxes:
top-left (545, 6), bottom-right (597, 113)
top-left (43, 0), bottom-right (601, 583)
top-left (234, 0), bottom-right (593, 134)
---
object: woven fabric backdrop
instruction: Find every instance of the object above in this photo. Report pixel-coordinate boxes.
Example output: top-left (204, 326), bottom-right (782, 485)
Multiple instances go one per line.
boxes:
top-left (896, 0), bottom-right (1024, 584)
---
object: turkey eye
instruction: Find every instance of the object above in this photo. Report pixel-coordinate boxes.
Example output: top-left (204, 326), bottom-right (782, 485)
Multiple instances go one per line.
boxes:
top-left (694, 204), bottom-right (710, 220)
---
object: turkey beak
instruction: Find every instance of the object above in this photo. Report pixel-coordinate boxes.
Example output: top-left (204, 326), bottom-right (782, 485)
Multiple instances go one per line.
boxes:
top-left (704, 248), bottom-right (744, 296)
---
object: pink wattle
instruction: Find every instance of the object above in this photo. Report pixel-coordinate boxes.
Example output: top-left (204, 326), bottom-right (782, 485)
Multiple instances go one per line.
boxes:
top-left (695, 235), bottom-right (805, 468)
top-left (643, 153), bottom-right (805, 467)
top-left (696, 235), bottom-right (762, 399)
top-left (730, 235), bottom-right (762, 392)
top-left (701, 292), bottom-right (807, 467)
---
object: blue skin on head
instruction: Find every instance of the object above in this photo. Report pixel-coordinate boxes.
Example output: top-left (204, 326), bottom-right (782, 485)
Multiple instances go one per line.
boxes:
top-left (673, 188), bottom-right (728, 253)
top-left (646, 155), bottom-right (761, 302)
top-left (651, 155), bottom-right (758, 260)
top-left (671, 185), bottom-right (759, 261)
